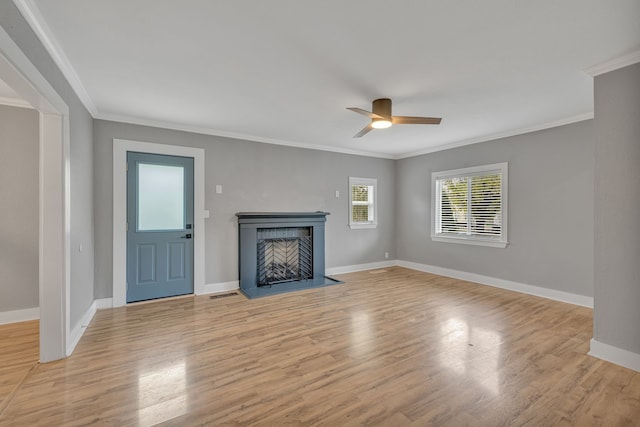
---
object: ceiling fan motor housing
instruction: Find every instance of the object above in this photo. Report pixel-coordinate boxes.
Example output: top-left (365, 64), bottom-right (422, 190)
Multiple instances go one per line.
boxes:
top-left (372, 98), bottom-right (392, 118)
top-left (371, 98), bottom-right (392, 128)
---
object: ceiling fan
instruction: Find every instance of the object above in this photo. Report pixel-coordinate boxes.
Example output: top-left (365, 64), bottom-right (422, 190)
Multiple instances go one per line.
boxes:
top-left (347, 98), bottom-right (442, 138)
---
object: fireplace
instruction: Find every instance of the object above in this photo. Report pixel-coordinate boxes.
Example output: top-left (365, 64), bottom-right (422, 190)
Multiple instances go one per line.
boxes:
top-left (236, 212), bottom-right (342, 298)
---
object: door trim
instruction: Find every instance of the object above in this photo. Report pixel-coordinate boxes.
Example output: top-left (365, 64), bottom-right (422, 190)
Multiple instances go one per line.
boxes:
top-left (113, 139), bottom-right (205, 307)
top-left (0, 24), bottom-right (70, 362)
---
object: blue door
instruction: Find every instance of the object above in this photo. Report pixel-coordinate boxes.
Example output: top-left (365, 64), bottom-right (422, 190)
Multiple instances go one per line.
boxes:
top-left (126, 152), bottom-right (194, 303)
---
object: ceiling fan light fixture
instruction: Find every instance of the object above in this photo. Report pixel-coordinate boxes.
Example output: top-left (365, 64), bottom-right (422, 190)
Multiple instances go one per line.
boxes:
top-left (371, 118), bottom-right (392, 129)
top-left (347, 98), bottom-right (441, 138)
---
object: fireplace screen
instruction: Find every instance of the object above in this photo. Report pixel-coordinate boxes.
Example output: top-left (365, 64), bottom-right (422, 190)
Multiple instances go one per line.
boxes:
top-left (257, 227), bottom-right (313, 286)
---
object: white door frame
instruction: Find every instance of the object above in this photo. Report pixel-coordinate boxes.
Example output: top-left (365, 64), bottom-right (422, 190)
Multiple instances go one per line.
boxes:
top-left (113, 139), bottom-right (206, 307)
top-left (0, 26), bottom-right (70, 362)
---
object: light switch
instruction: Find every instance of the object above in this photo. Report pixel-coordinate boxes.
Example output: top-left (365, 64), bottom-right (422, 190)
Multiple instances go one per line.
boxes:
top-left (215, 185), bottom-right (223, 194)
top-left (335, 190), bottom-right (340, 198)
top-left (203, 210), bottom-right (210, 219)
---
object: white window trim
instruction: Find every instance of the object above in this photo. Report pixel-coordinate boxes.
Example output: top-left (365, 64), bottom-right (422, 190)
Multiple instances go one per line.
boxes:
top-left (349, 177), bottom-right (378, 229)
top-left (431, 162), bottom-right (508, 248)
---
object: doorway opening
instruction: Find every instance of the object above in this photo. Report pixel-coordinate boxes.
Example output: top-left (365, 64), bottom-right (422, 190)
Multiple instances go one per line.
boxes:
top-left (0, 26), bottom-right (70, 362)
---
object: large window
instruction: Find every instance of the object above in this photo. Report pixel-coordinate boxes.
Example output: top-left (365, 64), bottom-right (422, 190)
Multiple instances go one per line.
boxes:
top-left (349, 177), bottom-right (377, 229)
top-left (431, 163), bottom-right (508, 247)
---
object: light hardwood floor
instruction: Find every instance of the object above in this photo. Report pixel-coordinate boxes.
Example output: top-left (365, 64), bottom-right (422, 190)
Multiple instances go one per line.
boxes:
top-left (0, 320), bottom-right (38, 413)
top-left (1, 267), bottom-right (638, 426)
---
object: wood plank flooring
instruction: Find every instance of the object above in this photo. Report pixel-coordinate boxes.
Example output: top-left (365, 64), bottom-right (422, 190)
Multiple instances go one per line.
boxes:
top-left (0, 320), bottom-right (38, 413)
top-left (1, 267), bottom-right (638, 426)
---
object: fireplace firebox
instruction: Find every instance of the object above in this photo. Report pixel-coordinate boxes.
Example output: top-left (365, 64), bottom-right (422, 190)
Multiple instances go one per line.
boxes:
top-left (257, 227), bottom-right (313, 286)
top-left (236, 212), bottom-right (342, 298)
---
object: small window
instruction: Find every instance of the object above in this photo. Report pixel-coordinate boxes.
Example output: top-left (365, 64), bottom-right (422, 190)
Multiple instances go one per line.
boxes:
top-left (431, 163), bottom-right (508, 247)
top-left (349, 177), bottom-right (377, 229)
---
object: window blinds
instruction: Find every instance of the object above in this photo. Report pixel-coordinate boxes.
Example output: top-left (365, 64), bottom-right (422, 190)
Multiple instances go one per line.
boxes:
top-left (437, 172), bottom-right (502, 237)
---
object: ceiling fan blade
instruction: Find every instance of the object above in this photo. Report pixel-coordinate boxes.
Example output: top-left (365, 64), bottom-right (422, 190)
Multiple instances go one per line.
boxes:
top-left (353, 124), bottom-right (374, 138)
top-left (347, 107), bottom-right (384, 119)
top-left (392, 116), bottom-right (442, 125)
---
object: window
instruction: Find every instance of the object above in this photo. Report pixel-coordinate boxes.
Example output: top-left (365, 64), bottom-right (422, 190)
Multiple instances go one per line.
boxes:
top-left (431, 163), bottom-right (507, 247)
top-left (349, 177), bottom-right (377, 229)
top-left (137, 163), bottom-right (185, 231)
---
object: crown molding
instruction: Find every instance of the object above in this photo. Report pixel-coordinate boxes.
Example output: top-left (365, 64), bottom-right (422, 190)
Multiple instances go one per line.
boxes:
top-left (96, 112), bottom-right (397, 160)
top-left (584, 49), bottom-right (640, 77)
top-left (12, 0), bottom-right (98, 116)
top-left (97, 110), bottom-right (596, 161)
top-left (97, 109), bottom-right (594, 161)
top-left (396, 112), bottom-right (594, 159)
top-left (0, 95), bottom-right (33, 109)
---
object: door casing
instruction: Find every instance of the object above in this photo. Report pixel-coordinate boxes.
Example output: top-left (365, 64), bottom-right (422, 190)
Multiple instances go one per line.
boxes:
top-left (0, 24), bottom-right (70, 362)
top-left (113, 139), bottom-right (205, 307)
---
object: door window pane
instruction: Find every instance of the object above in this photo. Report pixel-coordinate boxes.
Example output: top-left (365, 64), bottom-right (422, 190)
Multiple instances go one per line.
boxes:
top-left (138, 163), bottom-right (184, 231)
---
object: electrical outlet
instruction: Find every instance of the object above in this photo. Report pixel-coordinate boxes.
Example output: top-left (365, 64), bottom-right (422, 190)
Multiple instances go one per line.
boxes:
top-left (335, 190), bottom-right (340, 198)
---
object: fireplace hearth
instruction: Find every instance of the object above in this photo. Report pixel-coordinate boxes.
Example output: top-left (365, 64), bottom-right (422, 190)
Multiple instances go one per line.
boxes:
top-left (236, 212), bottom-right (342, 298)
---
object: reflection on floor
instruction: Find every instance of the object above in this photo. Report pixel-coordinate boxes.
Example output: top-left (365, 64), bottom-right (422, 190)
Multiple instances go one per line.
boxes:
top-left (0, 268), bottom-right (639, 425)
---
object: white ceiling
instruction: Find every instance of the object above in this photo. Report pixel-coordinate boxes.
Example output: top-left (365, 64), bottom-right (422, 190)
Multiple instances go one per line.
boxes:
top-left (20, 0), bottom-right (640, 158)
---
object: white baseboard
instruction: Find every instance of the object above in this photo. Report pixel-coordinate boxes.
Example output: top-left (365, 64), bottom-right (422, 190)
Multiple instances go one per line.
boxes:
top-left (396, 260), bottom-right (594, 308)
top-left (201, 280), bottom-right (239, 295)
top-left (96, 285), bottom-right (238, 307)
top-left (589, 339), bottom-right (640, 372)
top-left (95, 298), bottom-right (113, 309)
top-left (66, 301), bottom-right (97, 356)
top-left (0, 307), bottom-right (40, 325)
top-left (326, 260), bottom-right (397, 276)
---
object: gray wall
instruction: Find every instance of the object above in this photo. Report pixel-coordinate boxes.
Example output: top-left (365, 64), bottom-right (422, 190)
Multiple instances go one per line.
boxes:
top-left (396, 120), bottom-right (594, 297)
top-left (0, 105), bottom-right (39, 311)
top-left (0, 3), bottom-right (95, 327)
top-left (93, 120), bottom-right (396, 298)
top-left (593, 62), bottom-right (640, 354)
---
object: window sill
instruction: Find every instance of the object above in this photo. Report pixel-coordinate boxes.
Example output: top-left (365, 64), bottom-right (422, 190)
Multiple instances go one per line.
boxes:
top-left (431, 235), bottom-right (507, 248)
top-left (350, 223), bottom-right (377, 230)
